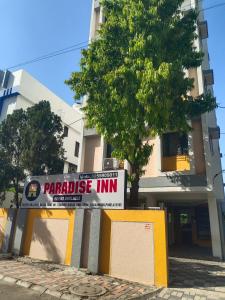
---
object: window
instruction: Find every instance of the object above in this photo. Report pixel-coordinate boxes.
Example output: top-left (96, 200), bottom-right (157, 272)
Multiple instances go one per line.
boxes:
top-left (162, 132), bottom-right (189, 157)
top-left (106, 144), bottom-right (114, 158)
top-left (68, 163), bottom-right (77, 174)
top-left (63, 126), bottom-right (69, 137)
top-left (75, 141), bottom-right (80, 157)
top-left (94, 7), bottom-right (100, 34)
top-left (209, 135), bottom-right (214, 155)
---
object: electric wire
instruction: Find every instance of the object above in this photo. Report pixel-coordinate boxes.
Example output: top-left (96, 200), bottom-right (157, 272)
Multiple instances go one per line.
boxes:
top-left (202, 2), bottom-right (225, 12)
top-left (6, 41), bottom-right (89, 70)
top-left (67, 117), bottom-right (84, 126)
top-left (4, 1), bottom-right (225, 70)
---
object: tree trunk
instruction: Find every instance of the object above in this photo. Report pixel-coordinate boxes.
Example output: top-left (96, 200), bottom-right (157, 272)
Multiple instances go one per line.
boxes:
top-left (129, 165), bottom-right (140, 208)
top-left (13, 178), bottom-right (20, 208)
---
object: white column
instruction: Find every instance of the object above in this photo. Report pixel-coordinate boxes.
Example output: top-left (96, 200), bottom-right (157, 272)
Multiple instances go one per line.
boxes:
top-left (188, 130), bottom-right (196, 175)
top-left (100, 136), bottom-right (106, 171)
top-left (155, 136), bottom-right (162, 175)
top-left (63, 162), bottom-right (69, 174)
top-left (208, 196), bottom-right (223, 258)
top-left (78, 119), bottom-right (85, 172)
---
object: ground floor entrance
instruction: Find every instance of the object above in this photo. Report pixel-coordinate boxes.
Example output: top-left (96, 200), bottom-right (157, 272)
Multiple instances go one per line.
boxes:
top-left (167, 203), bottom-right (212, 249)
top-left (155, 200), bottom-right (214, 259)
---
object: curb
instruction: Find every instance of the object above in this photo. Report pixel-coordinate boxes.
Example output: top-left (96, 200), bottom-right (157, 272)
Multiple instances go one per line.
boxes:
top-left (130, 287), bottom-right (162, 300)
top-left (0, 273), bottom-right (75, 299)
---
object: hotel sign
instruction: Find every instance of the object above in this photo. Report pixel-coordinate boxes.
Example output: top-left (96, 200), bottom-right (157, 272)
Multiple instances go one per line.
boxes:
top-left (22, 170), bottom-right (126, 209)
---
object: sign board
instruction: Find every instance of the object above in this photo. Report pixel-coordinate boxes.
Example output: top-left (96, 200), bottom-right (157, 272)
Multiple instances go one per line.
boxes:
top-left (22, 170), bottom-right (126, 209)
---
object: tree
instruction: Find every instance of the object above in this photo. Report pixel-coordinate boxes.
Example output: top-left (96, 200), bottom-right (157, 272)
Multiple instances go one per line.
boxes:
top-left (22, 101), bottom-right (65, 176)
top-left (66, 0), bottom-right (217, 207)
top-left (0, 110), bottom-right (27, 207)
top-left (0, 101), bottom-right (65, 207)
top-left (0, 150), bottom-right (12, 192)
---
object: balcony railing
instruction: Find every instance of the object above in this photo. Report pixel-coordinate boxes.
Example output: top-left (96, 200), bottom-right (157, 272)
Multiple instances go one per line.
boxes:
top-left (162, 155), bottom-right (190, 172)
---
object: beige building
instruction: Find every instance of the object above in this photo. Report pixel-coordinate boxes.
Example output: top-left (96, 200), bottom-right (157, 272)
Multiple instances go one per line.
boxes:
top-left (80, 0), bottom-right (225, 259)
top-left (0, 69), bottom-right (84, 174)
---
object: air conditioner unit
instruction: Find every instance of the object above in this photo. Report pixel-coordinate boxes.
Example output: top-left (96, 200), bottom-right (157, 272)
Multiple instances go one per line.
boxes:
top-left (103, 158), bottom-right (124, 170)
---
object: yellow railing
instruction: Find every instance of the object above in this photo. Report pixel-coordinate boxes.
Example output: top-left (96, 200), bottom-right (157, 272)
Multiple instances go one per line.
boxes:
top-left (162, 155), bottom-right (190, 172)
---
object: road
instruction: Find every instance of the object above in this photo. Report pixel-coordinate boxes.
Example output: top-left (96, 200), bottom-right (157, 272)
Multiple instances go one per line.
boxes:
top-left (0, 280), bottom-right (56, 300)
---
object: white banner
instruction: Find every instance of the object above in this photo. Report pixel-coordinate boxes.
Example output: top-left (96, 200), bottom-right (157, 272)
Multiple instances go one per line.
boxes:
top-left (22, 170), bottom-right (126, 209)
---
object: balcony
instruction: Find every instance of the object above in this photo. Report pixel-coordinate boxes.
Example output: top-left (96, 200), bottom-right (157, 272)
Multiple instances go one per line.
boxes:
top-left (162, 155), bottom-right (190, 172)
top-left (161, 132), bottom-right (190, 172)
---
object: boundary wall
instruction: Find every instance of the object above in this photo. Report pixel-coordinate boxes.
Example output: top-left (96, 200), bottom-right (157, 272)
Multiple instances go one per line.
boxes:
top-left (0, 208), bottom-right (168, 287)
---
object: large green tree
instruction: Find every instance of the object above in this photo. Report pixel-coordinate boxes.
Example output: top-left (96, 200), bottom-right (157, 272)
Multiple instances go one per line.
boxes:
top-left (0, 110), bottom-right (27, 207)
top-left (22, 101), bottom-right (65, 175)
top-left (66, 0), bottom-right (216, 207)
top-left (0, 100), bottom-right (65, 207)
top-left (0, 149), bottom-right (13, 204)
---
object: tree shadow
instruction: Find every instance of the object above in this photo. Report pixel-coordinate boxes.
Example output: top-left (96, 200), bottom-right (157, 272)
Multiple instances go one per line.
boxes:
top-left (170, 256), bottom-right (225, 289)
top-left (0, 208), bottom-right (73, 266)
top-left (22, 209), bottom-right (75, 265)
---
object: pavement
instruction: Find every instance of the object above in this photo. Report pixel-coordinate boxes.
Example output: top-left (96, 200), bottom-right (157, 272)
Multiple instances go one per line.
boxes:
top-left (0, 256), bottom-right (225, 299)
top-left (154, 257), bottom-right (225, 300)
top-left (0, 257), bottom-right (158, 299)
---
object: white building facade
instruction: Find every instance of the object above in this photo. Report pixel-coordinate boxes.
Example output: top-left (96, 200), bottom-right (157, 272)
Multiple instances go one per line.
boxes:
top-left (81, 0), bottom-right (225, 259)
top-left (0, 69), bottom-right (84, 174)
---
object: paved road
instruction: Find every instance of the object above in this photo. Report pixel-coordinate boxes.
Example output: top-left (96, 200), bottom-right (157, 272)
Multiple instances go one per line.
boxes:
top-left (0, 280), bottom-right (56, 300)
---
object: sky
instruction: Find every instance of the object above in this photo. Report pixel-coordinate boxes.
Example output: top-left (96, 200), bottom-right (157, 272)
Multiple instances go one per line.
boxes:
top-left (0, 0), bottom-right (225, 174)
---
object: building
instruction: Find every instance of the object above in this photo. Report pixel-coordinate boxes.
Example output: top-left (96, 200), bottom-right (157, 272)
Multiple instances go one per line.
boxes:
top-left (0, 69), bottom-right (83, 174)
top-left (81, 0), bottom-right (225, 259)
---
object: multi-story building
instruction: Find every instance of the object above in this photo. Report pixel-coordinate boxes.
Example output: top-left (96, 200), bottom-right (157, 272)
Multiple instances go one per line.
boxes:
top-left (0, 69), bottom-right (84, 174)
top-left (81, 0), bottom-right (225, 259)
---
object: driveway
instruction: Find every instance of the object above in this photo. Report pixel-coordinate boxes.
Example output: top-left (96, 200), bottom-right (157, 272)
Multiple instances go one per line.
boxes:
top-left (155, 257), bottom-right (225, 300)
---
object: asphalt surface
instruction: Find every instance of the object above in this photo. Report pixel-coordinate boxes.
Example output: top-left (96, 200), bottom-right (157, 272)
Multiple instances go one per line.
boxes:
top-left (0, 280), bottom-right (56, 300)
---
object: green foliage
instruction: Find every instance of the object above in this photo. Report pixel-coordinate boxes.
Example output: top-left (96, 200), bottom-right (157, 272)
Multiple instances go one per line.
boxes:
top-left (0, 149), bottom-right (13, 192)
top-left (66, 0), bottom-right (216, 206)
top-left (0, 101), bottom-right (65, 206)
top-left (22, 101), bottom-right (65, 175)
top-left (0, 109), bottom-right (27, 207)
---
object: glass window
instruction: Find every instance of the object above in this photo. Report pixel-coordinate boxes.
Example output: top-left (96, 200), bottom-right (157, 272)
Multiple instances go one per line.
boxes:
top-left (209, 135), bottom-right (214, 156)
top-left (106, 144), bottom-right (114, 158)
top-left (162, 132), bottom-right (189, 157)
top-left (75, 141), bottom-right (80, 157)
top-left (63, 126), bottom-right (69, 137)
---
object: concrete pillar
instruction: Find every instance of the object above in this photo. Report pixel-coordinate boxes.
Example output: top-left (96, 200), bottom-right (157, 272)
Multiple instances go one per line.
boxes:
top-left (208, 196), bottom-right (223, 259)
top-left (71, 209), bottom-right (85, 268)
top-left (1, 209), bottom-right (17, 253)
top-left (63, 162), bottom-right (69, 174)
top-left (155, 136), bottom-right (162, 174)
top-left (217, 202), bottom-right (225, 260)
top-left (188, 130), bottom-right (196, 175)
top-left (87, 209), bottom-right (102, 274)
top-left (100, 136), bottom-right (105, 171)
top-left (11, 209), bottom-right (28, 256)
